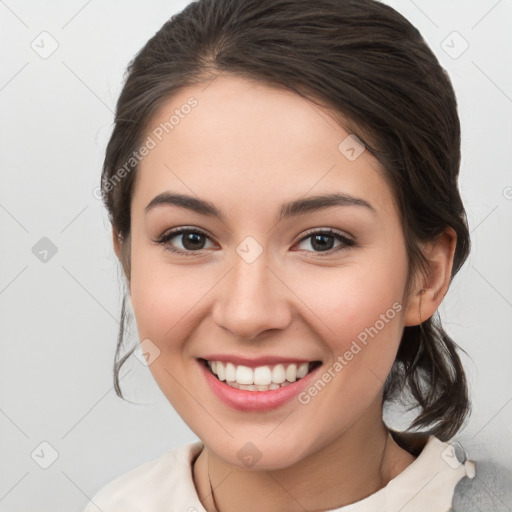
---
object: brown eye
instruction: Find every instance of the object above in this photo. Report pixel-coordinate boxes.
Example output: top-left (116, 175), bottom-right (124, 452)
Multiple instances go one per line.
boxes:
top-left (295, 229), bottom-right (354, 254)
top-left (156, 227), bottom-right (215, 255)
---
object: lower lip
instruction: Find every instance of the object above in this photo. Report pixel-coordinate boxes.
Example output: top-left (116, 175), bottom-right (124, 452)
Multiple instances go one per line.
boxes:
top-left (198, 360), bottom-right (322, 412)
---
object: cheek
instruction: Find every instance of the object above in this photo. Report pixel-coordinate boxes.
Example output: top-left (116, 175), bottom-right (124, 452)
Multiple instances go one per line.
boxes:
top-left (129, 247), bottom-right (217, 355)
top-left (128, 251), bottom-right (207, 405)
top-left (129, 244), bottom-right (180, 341)
top-left (290, 247), bottom-right (408, 386)
top-left (294, 256), bottom-right (407, 339)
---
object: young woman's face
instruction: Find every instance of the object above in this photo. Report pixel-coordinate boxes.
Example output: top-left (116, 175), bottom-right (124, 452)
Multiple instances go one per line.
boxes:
top-left (127, 74), bottom-right (412, 469)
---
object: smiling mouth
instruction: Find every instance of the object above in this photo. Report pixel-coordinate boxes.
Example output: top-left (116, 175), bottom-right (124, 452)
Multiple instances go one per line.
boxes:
top-left (199, 358), bottom-right (322, 392)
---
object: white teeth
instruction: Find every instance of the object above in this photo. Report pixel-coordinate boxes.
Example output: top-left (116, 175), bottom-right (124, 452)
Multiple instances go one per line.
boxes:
top-left (271, 364), bottom-right (286, 384)
top-left (235, 365), bottom-right (253, 385)
top-left (225, 362), bottom-right (236, 382)
top-left (254, 366), bottom-right (272, 386)
top-left (285, 364), bottom-right (297, 383)
top-left (207, 360), bottom-right (315, 390)
top-left (297, 362), bottom-right (309, 378)
top-left (216, 362), bottom-right (225, 381)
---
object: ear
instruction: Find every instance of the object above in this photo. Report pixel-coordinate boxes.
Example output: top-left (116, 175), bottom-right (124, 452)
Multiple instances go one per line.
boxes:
top-left (112, 227), bottom-right (131, 287)
top-left (403, 227), bottom-right (457, 326)
top-left (112, 227), bottom-right (122, 260)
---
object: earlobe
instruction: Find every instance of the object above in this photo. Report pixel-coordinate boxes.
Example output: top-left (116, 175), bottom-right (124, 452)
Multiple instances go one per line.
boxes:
top-left (112, 227), bottom-right (131, 287)
top-left (112, 227), bottom-right (122, 260)
top-left (403, 227), bottom-right (457, 326)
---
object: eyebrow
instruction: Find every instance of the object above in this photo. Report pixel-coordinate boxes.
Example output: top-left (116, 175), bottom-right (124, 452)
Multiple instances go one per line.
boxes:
top-left (145, 191), bottom-right (376, 220)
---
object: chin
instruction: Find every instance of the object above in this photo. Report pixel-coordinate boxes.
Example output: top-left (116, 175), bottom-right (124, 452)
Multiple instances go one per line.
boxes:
top-left (205, 431), bottom-right (322, 472)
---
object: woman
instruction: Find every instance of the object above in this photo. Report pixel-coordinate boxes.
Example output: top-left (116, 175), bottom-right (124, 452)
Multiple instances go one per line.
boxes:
top-left (85, 0), bottom-right (512, 510)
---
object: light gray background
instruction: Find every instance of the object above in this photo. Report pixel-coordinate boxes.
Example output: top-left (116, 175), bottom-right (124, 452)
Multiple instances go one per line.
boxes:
top-left (0, 1), bottom-right (511, 510)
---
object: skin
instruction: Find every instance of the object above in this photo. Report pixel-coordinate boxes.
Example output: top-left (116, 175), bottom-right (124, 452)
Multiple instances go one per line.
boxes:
top-left (114, 74), bottom-right (456, 511)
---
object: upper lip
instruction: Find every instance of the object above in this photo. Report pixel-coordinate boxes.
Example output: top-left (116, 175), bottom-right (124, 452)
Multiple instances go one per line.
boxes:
top-left (199, 354), bottom-right (320, 367)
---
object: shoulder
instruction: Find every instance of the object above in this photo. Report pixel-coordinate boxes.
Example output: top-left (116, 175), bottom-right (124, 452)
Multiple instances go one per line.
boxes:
top-left (83, 441), bottom-right (205, 512)
top-left (391, 430), bottom-right (512, 510)
top-left (451, 459), bottom-right (512, 511)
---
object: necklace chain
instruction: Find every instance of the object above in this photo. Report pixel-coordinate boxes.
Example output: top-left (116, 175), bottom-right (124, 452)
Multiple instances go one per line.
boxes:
top-left (206, 448), bottom-right (220, 512)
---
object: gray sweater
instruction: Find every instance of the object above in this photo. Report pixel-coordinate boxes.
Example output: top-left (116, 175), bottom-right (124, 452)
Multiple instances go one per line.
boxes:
top-left (451, 459), bottom-right (512, 511)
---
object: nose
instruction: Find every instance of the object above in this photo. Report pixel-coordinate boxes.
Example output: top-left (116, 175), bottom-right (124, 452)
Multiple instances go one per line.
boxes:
top-left (211, 251), bottom-right (293, 340)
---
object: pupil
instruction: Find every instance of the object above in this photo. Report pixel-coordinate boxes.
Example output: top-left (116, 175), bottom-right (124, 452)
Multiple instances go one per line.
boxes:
top-left (183, 232), bottom-right (204, 250)
top-left (312, 234), bottom-right (333, 251)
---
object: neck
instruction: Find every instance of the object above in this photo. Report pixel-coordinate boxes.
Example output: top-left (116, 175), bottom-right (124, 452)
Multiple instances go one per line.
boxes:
top-left (193, 407), bottom-right (416, 512)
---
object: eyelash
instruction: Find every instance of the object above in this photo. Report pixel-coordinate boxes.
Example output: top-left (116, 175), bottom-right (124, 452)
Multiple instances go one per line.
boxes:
top-left (155, 227), bottom-right (355, 258)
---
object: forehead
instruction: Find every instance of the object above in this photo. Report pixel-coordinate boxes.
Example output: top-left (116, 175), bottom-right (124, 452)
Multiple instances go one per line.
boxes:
top-left (133, 74), bottom-right (396, 221)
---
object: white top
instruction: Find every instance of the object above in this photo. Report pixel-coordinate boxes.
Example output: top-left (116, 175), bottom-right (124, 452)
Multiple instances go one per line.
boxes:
top-left (84, 435), bottom-right (476, 512)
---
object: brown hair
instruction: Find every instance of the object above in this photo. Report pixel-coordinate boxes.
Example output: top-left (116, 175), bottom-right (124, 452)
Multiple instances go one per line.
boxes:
top-left (102, 0), bottom-right (471, 440)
